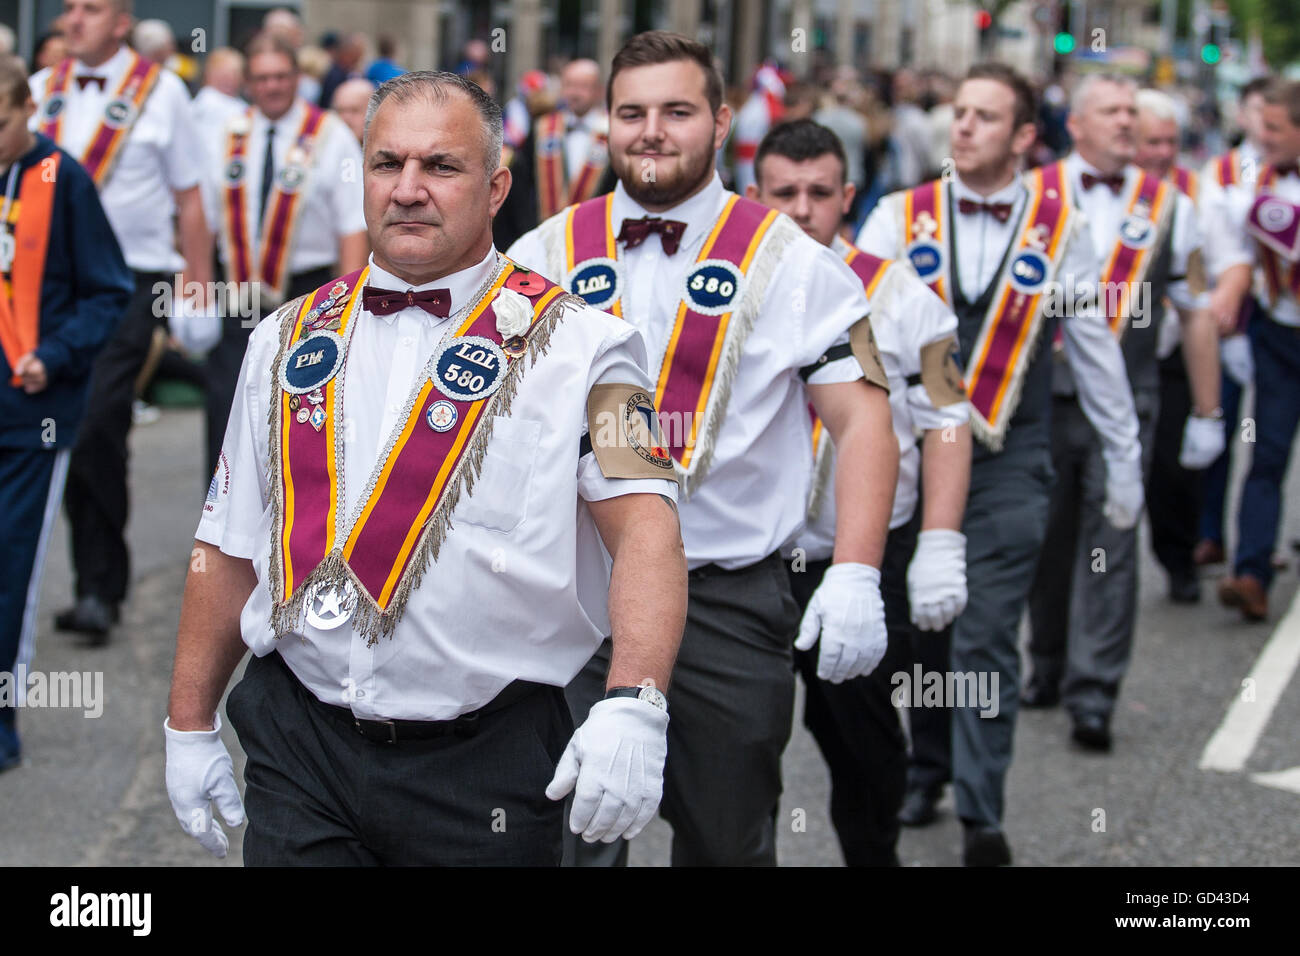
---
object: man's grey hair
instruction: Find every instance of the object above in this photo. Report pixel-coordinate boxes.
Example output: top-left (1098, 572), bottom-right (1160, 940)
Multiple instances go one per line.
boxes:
top-left (1071, 72), bottom-right (1137, 116)
top-left (363, 71), bottom-right (503, 175)
top-left (1135, 88), bottom-right (1178, 124)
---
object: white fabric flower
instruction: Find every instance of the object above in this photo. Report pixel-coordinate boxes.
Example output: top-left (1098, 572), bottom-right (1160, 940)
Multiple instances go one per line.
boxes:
top-left (495, 287), bottom-right (533, 338)
top-left (228, 114), bottom-right (251, 136)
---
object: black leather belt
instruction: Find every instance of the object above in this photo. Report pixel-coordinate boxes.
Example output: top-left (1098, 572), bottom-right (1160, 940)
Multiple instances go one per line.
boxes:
top-left (689, 550), bottom-right (782, 581)
top-left (272, 652), bottom-right (543, 744)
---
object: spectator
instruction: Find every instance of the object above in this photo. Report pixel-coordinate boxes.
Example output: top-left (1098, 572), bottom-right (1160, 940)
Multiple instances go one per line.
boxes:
top-left (365, 35), bottom-right (403, 85)
top-left (319, 32), bottom-right (364, 108)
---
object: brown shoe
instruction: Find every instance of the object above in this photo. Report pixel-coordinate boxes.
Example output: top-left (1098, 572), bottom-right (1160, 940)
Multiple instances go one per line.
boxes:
top-left (1218, 575), bottom-right (1268, 622)
top-left (1194, 539), bottom-right (1225, 566)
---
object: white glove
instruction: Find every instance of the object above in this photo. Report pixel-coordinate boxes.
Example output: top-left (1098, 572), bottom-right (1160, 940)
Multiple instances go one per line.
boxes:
top-left (164, 714), bottom-right (245, 858)
top-left (545, 697), bottom-right (668, 844)
top-left (1220, 334), bottom-right (1254, 387)
top-left (168, 298), bottom-right (223, 356)
top-left (907, 529), bottom-right (968, 632)
top-left (794, 562), bottom-right (888, 683)
top-left (1179, 414), bottom-right (1226, 470)
top-left (1103, 458), bottom-right (1145, 530)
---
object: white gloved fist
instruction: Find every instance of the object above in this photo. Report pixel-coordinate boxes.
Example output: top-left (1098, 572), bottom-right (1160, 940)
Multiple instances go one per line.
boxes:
top-left (794, 562), bottom-right (887, 683)
top-left (168, 297), bottom-right (223, 356)
top-left (1103, 459), bottom-right (1145, 530)
top-left (1220, 334), bottom-right (1254, 387)
top-left (545, 697), bottom-right (668, 844)
top-left (1179, 415), bottom-right (1226, 470)
top-left (164, 714), bottom-right (245, 858)
top-left (907, 529), bottom-right (968, 632)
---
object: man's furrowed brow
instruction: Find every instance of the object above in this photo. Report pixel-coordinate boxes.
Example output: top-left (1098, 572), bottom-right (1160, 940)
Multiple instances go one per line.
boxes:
top-left (617, 99), bottom-right (701, 112)
top-left (371, 148), bottom-right (465, 165)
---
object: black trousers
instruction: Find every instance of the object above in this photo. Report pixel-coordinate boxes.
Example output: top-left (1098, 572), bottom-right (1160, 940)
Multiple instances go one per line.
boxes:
top-left (227, 652), bottom-right (572, 866)
top-left (1148, 348), bottom-right (1202, 580)
top-left (63, 270), bottom-right (166, 603)
top-left (787, 518), bottom-right (918, 867)
top-left (203, 266), bottom-right (334, 477)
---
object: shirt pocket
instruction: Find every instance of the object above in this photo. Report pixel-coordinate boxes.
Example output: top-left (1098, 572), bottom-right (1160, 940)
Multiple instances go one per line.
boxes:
top-left (453, 416), bottom-right (540, 534)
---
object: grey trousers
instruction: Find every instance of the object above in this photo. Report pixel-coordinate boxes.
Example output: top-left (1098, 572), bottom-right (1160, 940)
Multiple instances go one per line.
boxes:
top-left (1027, 389), bottom-right (1159, 721)
top-left (949, 437), bottom-right (1055, 828)
top-left (563, 552), bottom-right (800, 866)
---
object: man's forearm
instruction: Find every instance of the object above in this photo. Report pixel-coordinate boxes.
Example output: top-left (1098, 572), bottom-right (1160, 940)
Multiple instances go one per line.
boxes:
top-left (167, 540), bottom-right (256, 730)
top-left (829, 389), bottom-right (897, 568)
top-left (176, 188), bottom-right (214, 295)
top-left (602, 497), bottom-right (687, 692)
top-left (1208, 263), bottom-right (1252, 333)
top-left (1180, 306), bottom-right (1222, 415)
top-left (920, 424), bottom-right (971, 531)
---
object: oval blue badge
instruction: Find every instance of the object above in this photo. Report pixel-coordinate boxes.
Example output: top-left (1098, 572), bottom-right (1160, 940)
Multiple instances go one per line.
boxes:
top-left (280, 331), bottom-right (344, 395)
top-left (1009, 249), bottom-right (1051, 295)
top-left (432, 336), bottom-right (507, 403)
top-left (685, 260), bottom-right (743, 314)
top-left (906, 240), bottom-right (944, 281)
top-left (568, 260), bottom-right (620, 308)
top-left (1118, 214), bottom-right (1154, 249)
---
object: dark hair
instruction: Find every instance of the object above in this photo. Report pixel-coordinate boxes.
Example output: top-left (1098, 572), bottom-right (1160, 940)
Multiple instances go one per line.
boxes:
top-left (754, 119), bottom-right (848, 186)
top-left (31, 30), bottom-right (64, 75)
top-left (365, 71), bottom-right (503, 174)
top-left (0, 54), bottom-right (32, 109)
top-left (1262, 79), bottom-right (1300, 128)
top-left (607, 30), bottom-right (724, 114)
top-left (245, 31), bottom-right (299, 71)
top-left (1241, 75), bottom-right (1272, 102)
top-left (962, 62), bottom-right (1038, 130)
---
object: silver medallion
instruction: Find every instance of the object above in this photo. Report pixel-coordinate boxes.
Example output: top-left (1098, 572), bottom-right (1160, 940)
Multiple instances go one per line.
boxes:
top-left (305, 578), bottom-right (358, 631)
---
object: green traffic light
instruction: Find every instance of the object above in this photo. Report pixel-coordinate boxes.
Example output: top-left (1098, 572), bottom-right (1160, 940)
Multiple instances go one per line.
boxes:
top-left (1053, 32), bottom-right (1075, 55)
top-left (1201, 43), bottom-right (1221, 64)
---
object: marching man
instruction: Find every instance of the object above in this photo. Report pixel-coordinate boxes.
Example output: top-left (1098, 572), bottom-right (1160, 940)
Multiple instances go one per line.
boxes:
top-left (510, 31), bottom-right (898, 867)
top-left (200, 31), bottom-right (367, 478)
top-left (30, 0), bottom-right (213, 641)
top-left (857, 63), bottom-right (1142, 865)
top-left (748, 118), bottom-right (972, 866)
top-left (165, 72), bottom-right (687, 864)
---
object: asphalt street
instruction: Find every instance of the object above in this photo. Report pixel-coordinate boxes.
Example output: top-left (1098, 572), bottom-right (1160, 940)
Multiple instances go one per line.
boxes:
top-left (2, 405), bottom-right (1298, 867)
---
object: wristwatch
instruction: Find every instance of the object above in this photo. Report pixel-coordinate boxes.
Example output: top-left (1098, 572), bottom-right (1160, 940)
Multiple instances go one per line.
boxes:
top-left (605, 683), bottom-right (668, 712)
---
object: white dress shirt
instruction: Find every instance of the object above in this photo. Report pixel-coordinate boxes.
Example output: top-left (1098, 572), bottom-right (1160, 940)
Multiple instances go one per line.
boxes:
top-left (196, 247), bottom-right (677, 720)
top-left (1199, 150), bottom-right (1300, 326)
top-left (857, 172), bottom-right (1141, 471)
top-left (561, 108), bottom-right (606, 182)
top-left (201, 99), bottom-right (366, 275)
top-left (190, 86), bottom-right (247, 142)
top-left (795, 236), bottom-right (968, 561)
top-left (509, 172), bottom-right (873, 569)
top-left (29, 45), bottom-right (205, 273)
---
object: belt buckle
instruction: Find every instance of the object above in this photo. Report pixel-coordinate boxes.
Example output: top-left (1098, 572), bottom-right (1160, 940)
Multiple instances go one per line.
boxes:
top-left (356, 718), bottom-right (398, 744)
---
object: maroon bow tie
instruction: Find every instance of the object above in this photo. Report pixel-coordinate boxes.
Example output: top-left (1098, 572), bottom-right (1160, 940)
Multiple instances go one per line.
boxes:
top-left (362, 285), bottom-right (451, 317)
top-left (617, 216), bottom-right (687, 256)
top-left (1081, 171), bottom-right (1126, 194)
top-left (957, 197), bottom-right (1013, 223)
top-left (76, 74), bottom-right (106, 91)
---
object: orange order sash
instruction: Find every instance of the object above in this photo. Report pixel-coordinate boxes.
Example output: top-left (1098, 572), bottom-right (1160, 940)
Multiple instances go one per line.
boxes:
top-left (221, 105), bottom-right (329, 303)
top-left (1250, 166), bottom-right (1300, 303)
top-left (1171, 165), bottom-right (1199, 202)
top-left (39, 52), bottom-right (160, 188)
top-left (0, 155), bottom-right (59, 386)
top-left (1096, 169), bottom-right (1175, 339)
top-left (902, 167), bottom-right (1072, 447)
top-left (535, 111), bottom-right (608, 221)
top-left (271, 261), bottom-right (568, 641)
top-left (1214, 148), bottom-right (1241, 188)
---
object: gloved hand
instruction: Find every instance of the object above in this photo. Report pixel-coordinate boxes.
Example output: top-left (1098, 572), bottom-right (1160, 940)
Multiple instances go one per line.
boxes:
top-left (164, 714), bottom-right (245, 857)
top-left (545, 696), bottom-right (668, 844)
top-left (1220, 334), bottom-right (1254, 387)
top-left (794, 562), bottom-right (888, 683)
top-left (168, 297), bottom-right (223, 356)
top-left (1180, 414), bottom-right (1226, 470)
top-left (1103, 458), bottom-right (1145, 530)
top-left (907, 529), bottom-right (968, 632)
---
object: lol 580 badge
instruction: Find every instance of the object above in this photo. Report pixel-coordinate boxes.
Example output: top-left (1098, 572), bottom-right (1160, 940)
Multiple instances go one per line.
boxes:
top-left (431, 336), bottom-right (507, 402)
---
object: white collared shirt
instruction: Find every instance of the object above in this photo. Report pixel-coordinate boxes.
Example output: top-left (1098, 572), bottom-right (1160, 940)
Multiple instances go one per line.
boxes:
top-left (29, 45), bottom-right (205, 272)
top-left (201, 99), bottom-right (366, 276)
top-left (1198, 146), bottom-right (1300, 326)
top-left (190, 86), bottom-right (247, 143)
top-left (508, 172), bottom-right (873, 569)
top-left (196, 247), bottom-right (677, 720)
top-left (795, 237), bottom-right (968, 561)
top-left (562, 108), bottom-right (606, 181)
top-left (857, 172), bottom-right (1140, 471)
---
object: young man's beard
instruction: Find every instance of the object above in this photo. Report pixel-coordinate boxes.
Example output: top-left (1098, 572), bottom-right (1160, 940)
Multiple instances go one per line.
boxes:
top-left (614, 143), bottom-right (715, 208)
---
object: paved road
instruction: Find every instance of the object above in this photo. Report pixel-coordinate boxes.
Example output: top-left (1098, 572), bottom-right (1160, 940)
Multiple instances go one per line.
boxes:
top-left (2, 406), bottom-right (1297, 866)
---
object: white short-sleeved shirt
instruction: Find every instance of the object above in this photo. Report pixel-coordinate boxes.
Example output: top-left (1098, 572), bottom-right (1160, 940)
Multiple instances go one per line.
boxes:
top-left (191, 86), bottom-right (247, 143)
top-left (30, 46), bottom-right (204, 273)
top-left (794, 237), bottom-right (968, 561)
top-left (858, 172), bottom-right (1141, 471)
top-left (508, 173), bottom-right (874, 569)
top-left (196, 248), bottom-right (677, 720)
top-left (201, 99), bottom-right (366, 275)
top-left (561, 108), bottom-right (607, 182)
top-left (1199, 152), bottom-right (1300, 327)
